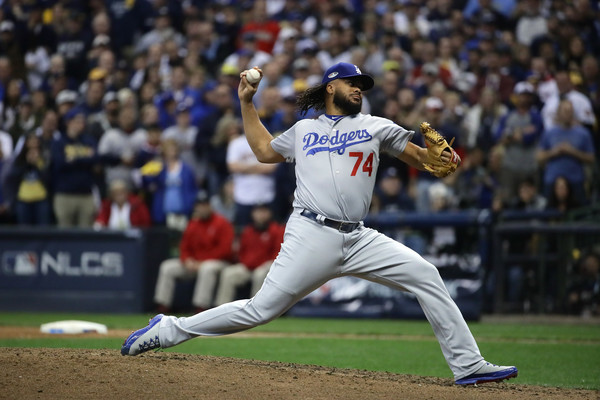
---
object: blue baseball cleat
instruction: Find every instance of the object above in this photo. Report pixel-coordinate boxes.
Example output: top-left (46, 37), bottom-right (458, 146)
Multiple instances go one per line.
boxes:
top-left (455, 362), bottom-right (518, 385)
top-left (121, 314), bottom-right (164, 356)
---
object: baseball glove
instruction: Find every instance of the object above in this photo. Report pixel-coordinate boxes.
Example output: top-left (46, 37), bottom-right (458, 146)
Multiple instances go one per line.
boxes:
top-left (420, 122), bottom-right (460, 178)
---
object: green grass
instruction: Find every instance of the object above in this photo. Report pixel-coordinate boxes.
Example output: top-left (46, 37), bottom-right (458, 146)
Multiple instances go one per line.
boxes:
top-left (0, 312), bottom-right (599, 390)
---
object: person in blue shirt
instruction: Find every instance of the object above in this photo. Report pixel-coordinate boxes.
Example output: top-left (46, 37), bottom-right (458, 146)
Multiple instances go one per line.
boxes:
top-left (141, 138), bottom-right (197, 228)
top-left (537, 99), bottom-right (595, 203)
top-left (494, 81), bottom-right (544, 202)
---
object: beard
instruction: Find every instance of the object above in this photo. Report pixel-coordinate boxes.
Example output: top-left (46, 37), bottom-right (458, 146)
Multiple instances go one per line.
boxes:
top-left (333, 91), bottom-right (362, 115)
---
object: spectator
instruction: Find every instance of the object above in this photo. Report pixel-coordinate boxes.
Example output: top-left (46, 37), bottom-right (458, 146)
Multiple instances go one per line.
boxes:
top-left (371, 167), bottom-right (415, 213)
top-left (223, 32), bottom-right (272, 72)
top-left (54, 89), bottom-right (79, 132)
top-left (105, 0), bottom-right (152, 54)
top-left (272, 26), bottom-right (299, 57)
top-left (462, 87), bottom-right (508, 153)
top-left (153, 190), bottom-right (234, 313)
top-left (447, 147), bottom-right (496, 210)
top-left (255, 86), bottom-right (286, 133)
top-left (411, 61), bottom-right (444, 100)
top-left (30, 89), bottom-right (49, 127)
top-left (141, 138), bottom-right (197, 229)
top-left (50, 109), bottom-right (98, 228)
top-left (87, 35), bottom-right (112, 72)
top-left (394, 1), bottom-right (431, 39)
top-left (90, 12), bottom-right (111, 45)
top-left (41, 53), bottom-right (75, 101)
top-left (163, 103), bottom-right (202, 185)
top-left (494, 81), bottom-right (543, 201)
top-left (12, 94), bottom-right (36, 139)
top-left (507, 177), bottom-right (547, 212)
top-left (466, 0), bottom-right (511, 31)
top-left (0, 78), bottom-right (26, 141)
top-left (13, 110), bottom-right (59, 163)
top-left (253, 60), bottom-right (293, 110)
top-left (183, 18), bottom-right (231, 78)
top-left (467, 46), bottom-right (515, 106)
top-left (238, 0), bottom-right (281, 55)
top-left (545, 175), bottom-right (581, 215)
top-left (79, 78), bottom-right (106, 120)
top-left (227, 126), bottom-right (277, 230)
top-left (140, 103), bottom-right (160, 129)
top-left (0, 20), bottom-right (26, 81)
top-left (98, 105), bottom-right (147, 189)
top-left (566, 251), bottom-right (600, 317)
top-left (55, 9), bottom-right (92, 84)
top-left (5, 133), bottom-right (52, 225)
top-left (368, 70), bottom-right (402, 118)
top-left (528, 56), bottom-right (557, 104)
top-left (214, 203), bottom-right (284, 306)
top-left (23, 12), bottom-right (52, 92)
top-left (162, 64), bottom-right (201, 123)
top-left (396, 87), bottom-right (420, 131)
top-left (94, 179), bottom-right (151, 230)
top-left (88, 91), bottom-right (120, 141)
top-left (134, 123), bottom-right (162, 169)
top-left (134, 7), bottom-right (185, 56)
top-left (315, 25), bottom-right (353, 73)
top-left (210, 176), bottom-right (235, 223)
top-left (541, 70), bottom-right (597, 132)
top-left (537, 99), bottom-right (595, 203)
top-left (514, 0), bottom-right (548, 47)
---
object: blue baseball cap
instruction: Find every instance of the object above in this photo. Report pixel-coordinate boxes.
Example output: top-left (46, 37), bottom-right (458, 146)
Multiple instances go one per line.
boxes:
top-left (64, 107), bottom-right (85, 122)
top-left (321, 62), bottom-right (374, 90)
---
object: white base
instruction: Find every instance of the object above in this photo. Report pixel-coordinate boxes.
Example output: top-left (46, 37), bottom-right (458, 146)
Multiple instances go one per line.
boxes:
top-left (40, 320), bottom-right (108, 335)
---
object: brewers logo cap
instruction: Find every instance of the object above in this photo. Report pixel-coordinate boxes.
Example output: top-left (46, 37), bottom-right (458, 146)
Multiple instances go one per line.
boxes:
top-left (321, 62), bottom-right (374, 91)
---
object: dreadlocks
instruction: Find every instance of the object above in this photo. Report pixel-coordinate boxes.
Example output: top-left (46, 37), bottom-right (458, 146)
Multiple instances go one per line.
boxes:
top-left (296, 83), bottom-right (327, 116)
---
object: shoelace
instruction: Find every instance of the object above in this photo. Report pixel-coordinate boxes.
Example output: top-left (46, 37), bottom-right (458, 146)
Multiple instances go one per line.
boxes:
top-left (138, 335), bottom-right (160, 352)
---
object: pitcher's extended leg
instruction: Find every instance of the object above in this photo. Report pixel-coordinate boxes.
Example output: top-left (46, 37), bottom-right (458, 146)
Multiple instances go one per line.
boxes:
top-left (342, 228), bottom-right (485, 380)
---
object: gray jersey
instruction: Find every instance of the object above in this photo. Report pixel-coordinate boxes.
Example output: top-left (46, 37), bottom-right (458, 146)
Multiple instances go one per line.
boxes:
top-left (271, 113), bottom-right (413, 222)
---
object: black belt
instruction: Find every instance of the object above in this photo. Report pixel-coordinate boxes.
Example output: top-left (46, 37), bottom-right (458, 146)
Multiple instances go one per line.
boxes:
top-left (300, 210), bottom-right (361, 233)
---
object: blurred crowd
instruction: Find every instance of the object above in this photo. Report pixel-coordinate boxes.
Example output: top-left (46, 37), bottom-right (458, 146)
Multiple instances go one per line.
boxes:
top-left (0, 0), bottom-right (598, 233)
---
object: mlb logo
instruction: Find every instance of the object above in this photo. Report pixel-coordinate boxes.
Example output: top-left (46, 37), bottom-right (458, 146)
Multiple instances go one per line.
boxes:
top-left (2, 251), bottom-right (38, 276)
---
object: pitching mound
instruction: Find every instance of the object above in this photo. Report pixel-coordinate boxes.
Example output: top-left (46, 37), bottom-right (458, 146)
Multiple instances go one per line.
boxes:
top-left (1, 346), bottom-right (597, 400)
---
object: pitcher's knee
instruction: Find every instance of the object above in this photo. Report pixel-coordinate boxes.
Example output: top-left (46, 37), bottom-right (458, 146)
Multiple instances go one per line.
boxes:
top-left (417, 259), bottom-right (443, 281)
top-left (246, 284), bottom-right (297, 325)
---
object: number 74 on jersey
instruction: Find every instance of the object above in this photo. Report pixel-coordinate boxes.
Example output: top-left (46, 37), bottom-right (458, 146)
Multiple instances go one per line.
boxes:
top-left (349, 152), bottom-right (374, 176)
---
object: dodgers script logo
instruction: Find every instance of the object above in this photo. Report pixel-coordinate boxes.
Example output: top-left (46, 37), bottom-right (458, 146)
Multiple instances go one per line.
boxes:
top-left (303, 129), bottom-right (373, 155)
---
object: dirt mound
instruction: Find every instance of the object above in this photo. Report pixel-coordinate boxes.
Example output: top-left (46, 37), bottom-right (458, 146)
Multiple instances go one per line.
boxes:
top-left (1, 347), bottom-right (597, 400)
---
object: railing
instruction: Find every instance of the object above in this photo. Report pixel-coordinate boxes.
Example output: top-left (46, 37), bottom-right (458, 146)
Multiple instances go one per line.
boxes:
top-left (492, 221), bottom-right (600, 314)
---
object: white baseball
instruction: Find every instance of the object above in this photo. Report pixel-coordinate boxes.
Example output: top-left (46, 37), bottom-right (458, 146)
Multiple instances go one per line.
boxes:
top-left (246, 69), bottom-right (261, 84)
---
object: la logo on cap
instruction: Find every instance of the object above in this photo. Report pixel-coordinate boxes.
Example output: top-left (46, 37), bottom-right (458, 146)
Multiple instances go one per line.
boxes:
top-left (355, 65), bottom-right (361, 74)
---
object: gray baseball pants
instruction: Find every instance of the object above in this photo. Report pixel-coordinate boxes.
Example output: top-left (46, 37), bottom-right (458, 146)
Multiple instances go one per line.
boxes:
top-left (158, 209), bottom-right (486, 379)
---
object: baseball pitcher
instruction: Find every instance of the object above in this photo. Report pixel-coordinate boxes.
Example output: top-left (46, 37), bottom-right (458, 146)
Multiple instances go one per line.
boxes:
top-left (122, 62), bottom-right (517, 386)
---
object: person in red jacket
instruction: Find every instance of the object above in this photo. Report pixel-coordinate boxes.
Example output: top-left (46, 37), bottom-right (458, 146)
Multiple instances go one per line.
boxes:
top-left (153, 190), bottom-right (235, 313)
top-left (237, 0), bottom-right (280, 54)
top-left (214, 204), bottom-right (284, 306)
top-left (94, 179), bottom-right (151, 229)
